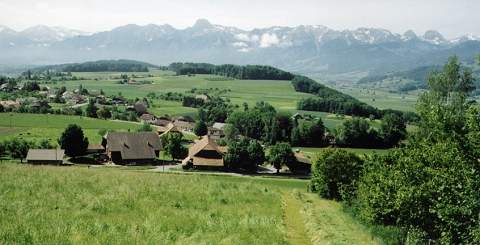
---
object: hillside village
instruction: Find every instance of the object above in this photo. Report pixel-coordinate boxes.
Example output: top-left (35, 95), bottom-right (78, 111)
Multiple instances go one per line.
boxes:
top-left (1, 57), bottom-right (480, 244)
top-left (1, 62), bottom-right (407, 174)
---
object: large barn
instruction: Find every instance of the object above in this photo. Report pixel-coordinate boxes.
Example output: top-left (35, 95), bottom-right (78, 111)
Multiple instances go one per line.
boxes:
top-left (26, 149), bottom-right (64, 165)
top-left (182, 136), bottom-right (226, 168)
top-left (103, 132), bottom-right (162, 164)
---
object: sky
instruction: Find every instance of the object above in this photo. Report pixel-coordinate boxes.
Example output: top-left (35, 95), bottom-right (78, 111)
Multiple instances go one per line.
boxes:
top-left (0, 0), bottom-right (478, 38)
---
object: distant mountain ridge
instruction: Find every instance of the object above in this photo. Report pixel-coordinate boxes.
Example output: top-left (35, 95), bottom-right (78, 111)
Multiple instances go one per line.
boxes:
top-left (1, 19), bottom-right (480, 78)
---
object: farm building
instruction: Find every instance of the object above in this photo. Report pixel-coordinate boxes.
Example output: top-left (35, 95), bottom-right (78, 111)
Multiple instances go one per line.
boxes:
top-left (103, 132), bottom-right (162, 164)
top-left (0, 100), bottom-right (20, 110)
top-left (26, 149), bottom-right (64, 165)
top-left (173, 120), bottom-right (195, 132)
top-left (290, 151), bottom-right (312, 174)
top-left (152, 117), bottom-right (172, 127)
top-left (140, 113), bottom-right (156, 123)
top-left (182, 136), bottom-right (226, 168)
top-left (86, 144), bottom-right (105, 154)
top-left (194, 94), bottom-right (209, 102)
top-left (157, 122), bottom-right (182, 136)
top-left (208, 122), bottom-right (226, 139)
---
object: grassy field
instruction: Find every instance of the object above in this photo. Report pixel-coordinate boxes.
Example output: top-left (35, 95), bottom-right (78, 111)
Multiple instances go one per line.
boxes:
top-left (53, 71), bottom-right (317, 115)
top-left (47, 70), bottom-right (392, 131)
top-left (297, 191), bottom-right (382, 244)
top-left (0, 113), bottom-right (140, 144)
top-left (298, 147), bottom-right (391, 158)
top-left (0, 163), bottom-right (385, 244)
top-left (336, 86), bottom-right (418, 112)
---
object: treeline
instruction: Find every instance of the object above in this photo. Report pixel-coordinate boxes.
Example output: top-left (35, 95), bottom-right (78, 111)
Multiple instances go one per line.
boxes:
top-left (168, 63), bottom-right (294, 80)
top-left (27, 60), bottom-right (157, 74)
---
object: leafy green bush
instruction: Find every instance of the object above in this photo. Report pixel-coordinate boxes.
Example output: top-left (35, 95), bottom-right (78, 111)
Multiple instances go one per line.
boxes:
top-left (310, 149), bottom-right (363, 201)
top-left (353, 57), bottom-right (480, 243)
top-left (356, 140), bottom-right (480, 243)
top-left (267, 142), bottom-right (295, 173)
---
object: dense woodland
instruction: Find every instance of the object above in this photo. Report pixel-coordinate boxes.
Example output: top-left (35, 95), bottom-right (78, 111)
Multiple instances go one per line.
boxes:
top-left (168, 62), bottom-right (294, 80)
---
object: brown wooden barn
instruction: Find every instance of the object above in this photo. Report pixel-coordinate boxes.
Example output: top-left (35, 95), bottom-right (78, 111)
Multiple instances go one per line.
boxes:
top-left (103, 132), bottom-right (162, 165)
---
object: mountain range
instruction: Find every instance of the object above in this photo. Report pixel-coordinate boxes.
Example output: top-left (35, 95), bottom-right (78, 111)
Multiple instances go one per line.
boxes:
top-left (1, 19), bottom-right (480, 80)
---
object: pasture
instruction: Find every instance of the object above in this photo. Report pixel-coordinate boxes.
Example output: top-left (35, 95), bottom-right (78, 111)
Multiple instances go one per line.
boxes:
top-left (0, 113), bottom-right (140, 144)
top-left (47, 70), bottom-right (393, 130)
top-left (0, 163), bottom-right (382, 244)
top-left (54, 70), bottom-right (317, 114)
top-left (297, 147), bottom-right (390, 158)
top-left (336, 86), bottom-right (418, 112)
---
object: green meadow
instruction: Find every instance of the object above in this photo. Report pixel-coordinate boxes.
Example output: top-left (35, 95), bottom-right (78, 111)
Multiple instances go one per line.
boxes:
top-left (337, 86), bottom-right (418, 112)
top-left (55, 70), bottom-right (317, 113)
top-left (47, 70), bottom-right (393, 130)
top-left (0, 113), bottom-right (140, 144)
top-left (0, 163), bottom-right (383, 244)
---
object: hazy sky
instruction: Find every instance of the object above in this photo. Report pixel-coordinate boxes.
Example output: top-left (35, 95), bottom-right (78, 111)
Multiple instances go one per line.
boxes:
top-left (0, 0), bottom-right (478, 38)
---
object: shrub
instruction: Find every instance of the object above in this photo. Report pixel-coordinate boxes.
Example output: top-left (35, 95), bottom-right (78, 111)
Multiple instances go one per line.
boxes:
top-left (310, 149), bottom-right (363, 201)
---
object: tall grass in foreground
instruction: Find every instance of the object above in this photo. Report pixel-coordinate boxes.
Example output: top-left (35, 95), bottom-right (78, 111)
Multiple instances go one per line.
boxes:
top-left (0, 164), bottom-right (287, 244)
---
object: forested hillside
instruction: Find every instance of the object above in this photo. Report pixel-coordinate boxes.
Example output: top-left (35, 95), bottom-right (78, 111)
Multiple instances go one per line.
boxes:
top-left (169, 63), bottom-right (294, 80)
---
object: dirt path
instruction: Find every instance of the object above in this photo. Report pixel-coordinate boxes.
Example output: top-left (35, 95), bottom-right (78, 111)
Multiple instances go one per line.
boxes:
top-left (283, 192), bottom-right (311, 245)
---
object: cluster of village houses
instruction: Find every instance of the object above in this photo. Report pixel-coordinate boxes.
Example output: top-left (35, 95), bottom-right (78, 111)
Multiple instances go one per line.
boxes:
top-left (26, 112), bottom-right (310, 172)
top-left (26, 112), bottom-right (230, 169)
top-left (0, 84), bottom-right (131, 111)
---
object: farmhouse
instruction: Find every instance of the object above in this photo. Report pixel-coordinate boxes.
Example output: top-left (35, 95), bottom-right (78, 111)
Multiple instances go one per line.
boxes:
top-left (195, 94), bottom-right (209, 102)
top-left (153, 118), bottom-right (171, 127)
top-left (157, 122), bottom-right (182, 136)
top-left (26, 149), bottom-right (64, 165)
top-left (103, 132), bottom-right (162, 164)
top-left (208, 122), bottom-right (226, 139)
top-left (0, 100), bottom-right (20, 110)
top-left (140, 113), bottom-right (156, 123)
top-left (173, 120), bottom-right (195, 132)
top-left (182, 136), bottom-right (226, 168)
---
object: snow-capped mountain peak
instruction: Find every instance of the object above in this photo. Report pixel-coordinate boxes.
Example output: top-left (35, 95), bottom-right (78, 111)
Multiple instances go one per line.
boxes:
top-left (451, 33), bottom-right (480, 43)
top-left (402, 30), bottom-right (418, 41)
top-left (422, 30), bottom-right (447, 45)
top-left (20, 25), bottom-right (88, 42)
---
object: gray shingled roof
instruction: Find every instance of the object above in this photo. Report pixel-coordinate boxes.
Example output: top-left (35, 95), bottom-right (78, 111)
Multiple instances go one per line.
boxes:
top-left (26, 149), bottom-right (64, 161)
top-left (106, 132), bottom-right (162, 160)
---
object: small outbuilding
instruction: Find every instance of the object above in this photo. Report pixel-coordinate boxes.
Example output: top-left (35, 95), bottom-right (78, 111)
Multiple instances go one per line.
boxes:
top-left (26, 149), bottom-right (65, 165)
top-left (86, 144), bottom-right (105, 154)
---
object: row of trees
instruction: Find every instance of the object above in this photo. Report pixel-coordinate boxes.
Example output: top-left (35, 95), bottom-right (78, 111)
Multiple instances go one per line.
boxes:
top-left (310, 57), bottom-right (480, 244)
top-left (292, 75), bottom-right (379, 117)
top-left (169, 63), bottom-right (294, 80)
top-left (30, 60), bottom-right (151, 73)
top-left (335, 113), bottom-right (406, 148)
top-left (223, 138), bottom-right (302, 173)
